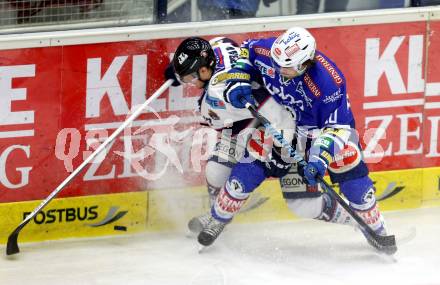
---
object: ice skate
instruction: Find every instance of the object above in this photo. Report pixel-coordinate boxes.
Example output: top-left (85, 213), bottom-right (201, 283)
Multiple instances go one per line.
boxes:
top-left (197, 217), bottom-right (226, 247)
top-left (188, 212), bottom-right (211, 235)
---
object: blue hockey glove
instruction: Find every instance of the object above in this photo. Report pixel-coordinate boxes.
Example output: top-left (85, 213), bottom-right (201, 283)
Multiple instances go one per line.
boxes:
top-left (303, 157), bottom-right (327, 186)
top-left (300, 133), bottom-right (337, 185)
top-left (224, 68), bottom-right (254, 108)
top-left (302, 143), bottom-right (334, 185)
top-left (164, 63), bottom-right (181, 87)
top-left (224, 82), bottom-right (254, 108)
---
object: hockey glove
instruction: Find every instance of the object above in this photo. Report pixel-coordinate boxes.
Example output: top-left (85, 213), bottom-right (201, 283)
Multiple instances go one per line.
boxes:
top-left (302, 145), bottom-right (333, 185)
top-left (224, 82), bottom-right (254, 108)
top-left (303, 158), bottom-right (326, 186)
top-left (164, 63), bottom-right (181, 87)
top-left (265, 147), bottom-right (293, 178)
top-left (224, 68), bottom-right (254, 108)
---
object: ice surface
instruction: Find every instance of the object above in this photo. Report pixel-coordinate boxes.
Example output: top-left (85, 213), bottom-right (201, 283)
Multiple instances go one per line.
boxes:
top-left (1, 207), bottom-right (439, 285)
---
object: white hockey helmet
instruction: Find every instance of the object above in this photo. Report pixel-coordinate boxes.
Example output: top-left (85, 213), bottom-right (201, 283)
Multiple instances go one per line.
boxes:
top-left (271, 27), bottom-right (316, 75)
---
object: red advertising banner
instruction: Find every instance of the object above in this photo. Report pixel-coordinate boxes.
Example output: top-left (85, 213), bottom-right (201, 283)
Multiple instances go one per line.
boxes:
top-left (0, 21), bottom-right (439, 203)
top-left (0, 47), bottom-right (65, 202)
top-left (423, 21), bottom-right (440, 170)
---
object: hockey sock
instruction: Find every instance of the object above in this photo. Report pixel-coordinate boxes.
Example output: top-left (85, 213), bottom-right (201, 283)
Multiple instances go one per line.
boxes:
top-left (211, 179), bottom-right (250, 223)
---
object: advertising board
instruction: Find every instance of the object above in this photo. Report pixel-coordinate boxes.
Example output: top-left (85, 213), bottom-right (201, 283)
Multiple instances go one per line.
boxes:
top-left (0, 18), bottom-right (438, 222)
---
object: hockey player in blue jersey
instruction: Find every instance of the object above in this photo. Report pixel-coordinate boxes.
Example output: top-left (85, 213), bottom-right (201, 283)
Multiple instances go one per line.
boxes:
top-left (220, 26), bottom-right (392, 248)
top-left (166, 33), bottom-right (392, 252)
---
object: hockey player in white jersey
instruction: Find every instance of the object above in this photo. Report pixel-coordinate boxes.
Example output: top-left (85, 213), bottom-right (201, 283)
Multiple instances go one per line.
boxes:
top-left (164, 37), bottom-right (296, 234)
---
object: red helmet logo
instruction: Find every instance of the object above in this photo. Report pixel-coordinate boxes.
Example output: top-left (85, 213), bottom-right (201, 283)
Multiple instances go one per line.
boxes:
top-left (285, 44), bottom-right (300, 57)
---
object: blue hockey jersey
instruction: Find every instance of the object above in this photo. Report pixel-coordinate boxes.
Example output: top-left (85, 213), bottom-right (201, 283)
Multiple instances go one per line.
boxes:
top-left (234, 38), bottom-right (354, 129)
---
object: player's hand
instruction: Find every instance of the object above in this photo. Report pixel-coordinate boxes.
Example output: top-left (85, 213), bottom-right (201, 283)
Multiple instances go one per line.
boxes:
top-left (265, 146), bottom-right (292, 178)
top-left (164, 63), bottom-right (181, 87)
top-left (224, 82), bottom-right (254, 108)
top-left (302, 156), bottom-right (327, 186)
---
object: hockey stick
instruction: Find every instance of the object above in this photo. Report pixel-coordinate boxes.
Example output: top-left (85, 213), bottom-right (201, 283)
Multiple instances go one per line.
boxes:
top-left (244, 101), bottom-right (397, 255)
top-left (6, 79), bottom-right (174, 256)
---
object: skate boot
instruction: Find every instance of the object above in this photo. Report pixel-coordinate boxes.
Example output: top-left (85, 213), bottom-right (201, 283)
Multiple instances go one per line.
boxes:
top-left (197, 217), bottom-right (226, 247)
top-left (188, 190), bottom-right (219, 235)
top-left (188, 212), bottom-right (211, 234)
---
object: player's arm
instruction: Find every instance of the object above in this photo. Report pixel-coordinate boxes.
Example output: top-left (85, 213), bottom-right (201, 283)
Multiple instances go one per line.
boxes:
top-left (223, 40), bottom-right (262, 108)
top-left (303, 83), bottom-right (353, 185)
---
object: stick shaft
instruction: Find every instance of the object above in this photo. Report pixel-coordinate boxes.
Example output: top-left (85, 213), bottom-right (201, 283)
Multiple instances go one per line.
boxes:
top-left (7, 79), bottom-right (173, 252)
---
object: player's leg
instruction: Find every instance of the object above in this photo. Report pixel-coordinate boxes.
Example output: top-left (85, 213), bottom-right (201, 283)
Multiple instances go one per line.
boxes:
top-left (198, 125), bottom-right (293, 246)
top-left (281, 162), bottom-right (355, 226)
top-left (328, 141), bottom-right (388, 237)
top-left (188, 134), bottom-right (246, 234)
top-left (198, 158), bottom-right (268, 246)
top-left (187, 159), bottom-right (232, 234)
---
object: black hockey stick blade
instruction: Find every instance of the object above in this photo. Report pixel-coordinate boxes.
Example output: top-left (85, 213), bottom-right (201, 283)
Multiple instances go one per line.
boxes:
top-left (365, 231), bottom-right (397, 255)
top-left (6, 227), bottom-right (22, 255)
top-left (6, 200), bottom-right (44, 255)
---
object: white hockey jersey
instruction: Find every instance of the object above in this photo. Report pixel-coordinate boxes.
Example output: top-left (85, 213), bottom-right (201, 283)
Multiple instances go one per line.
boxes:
top-left (198, 38), bottom-right (256, 133)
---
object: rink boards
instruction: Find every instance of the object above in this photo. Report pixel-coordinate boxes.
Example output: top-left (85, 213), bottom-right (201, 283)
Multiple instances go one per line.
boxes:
top-left (0, 192), bottom-right (148, 243)
top-left (1, 8), bottom-right (440, 244)
top-left (0, 166), bottom-right (438, 243)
